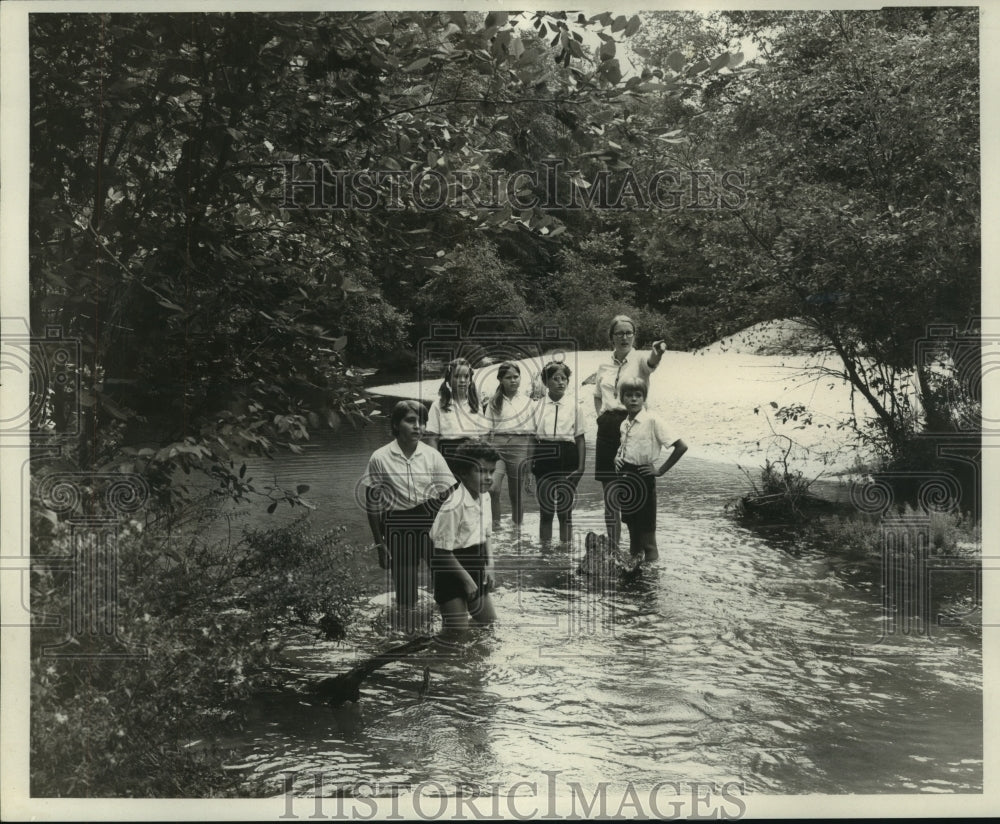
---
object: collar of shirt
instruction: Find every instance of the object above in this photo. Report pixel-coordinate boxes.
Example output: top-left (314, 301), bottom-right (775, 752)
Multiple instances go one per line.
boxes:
top-left (387, 440), bottom-right (426, 462)
top-left (496, 393), bottom-right (531, 415)
top-left (618, 410), bottom-right (644, 452)
top-left (448, 483), bottom-right (489, 525)
top-left (623, 408), bottom-right (647, 428)
top-left (458, 485), bottom-right (482, 507)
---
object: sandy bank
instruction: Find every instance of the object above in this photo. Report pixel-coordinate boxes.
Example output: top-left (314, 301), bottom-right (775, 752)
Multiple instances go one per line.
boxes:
top-left (368, 346), bottom-right (866, 477)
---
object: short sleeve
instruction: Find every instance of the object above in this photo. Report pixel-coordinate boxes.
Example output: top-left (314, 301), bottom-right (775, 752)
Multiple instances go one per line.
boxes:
top-left (426, 401), bottom-right (443, 435)
top-left (427, 449), bottom-right (457, 493)
top-left (654, 416), bottom-right (676, 449)
top-left (359, 454), bottom-right (393, 511)
top-left (360, 454), bottom-right (381, 489)
top-left (430, 492), bottom-right (462, 550)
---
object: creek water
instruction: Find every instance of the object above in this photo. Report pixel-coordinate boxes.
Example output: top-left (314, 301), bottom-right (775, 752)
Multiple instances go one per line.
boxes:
top-left (211, 412), bottom-right (982, 798)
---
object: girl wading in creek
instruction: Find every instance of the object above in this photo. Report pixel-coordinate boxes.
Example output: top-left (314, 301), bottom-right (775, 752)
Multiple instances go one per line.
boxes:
top-left (484, 361), bottom-right (536, 530)
top-left (425, 357), bottom-right (489, 474)
top-left (592, 315), bottom-right (668, 548)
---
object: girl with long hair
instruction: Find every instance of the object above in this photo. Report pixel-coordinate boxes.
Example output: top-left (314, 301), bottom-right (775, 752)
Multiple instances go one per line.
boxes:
top-left (484, 361), bottom-right (536, 528)
top-left (425, 357), bottom-right (488, 472)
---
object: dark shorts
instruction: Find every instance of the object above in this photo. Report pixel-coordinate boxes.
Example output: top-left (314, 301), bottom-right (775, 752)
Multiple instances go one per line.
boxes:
top-left (532, 439), bottom-right (579, 516)
top-left (431, 543), bottom-right (488, 604)
top-left (611, 463), bottom-right (657, 533)
top-left (594, 409), bottom-right (628, 481)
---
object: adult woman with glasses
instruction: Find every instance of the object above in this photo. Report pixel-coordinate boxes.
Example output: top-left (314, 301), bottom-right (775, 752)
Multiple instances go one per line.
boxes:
top-left (592, 315), bottom-right (667, 547)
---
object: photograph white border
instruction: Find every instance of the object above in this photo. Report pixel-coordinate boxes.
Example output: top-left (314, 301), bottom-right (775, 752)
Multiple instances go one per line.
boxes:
top-left (2, 0), bottom-right (996, 819)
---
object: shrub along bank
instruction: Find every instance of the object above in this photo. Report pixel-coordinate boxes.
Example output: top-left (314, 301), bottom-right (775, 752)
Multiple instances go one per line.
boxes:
top-left (31, 517), bottom-right (371, 797)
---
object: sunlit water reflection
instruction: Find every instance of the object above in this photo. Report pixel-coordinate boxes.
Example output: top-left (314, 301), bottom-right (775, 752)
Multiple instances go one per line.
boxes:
top-left (209, 417), bottom-right (980, 797)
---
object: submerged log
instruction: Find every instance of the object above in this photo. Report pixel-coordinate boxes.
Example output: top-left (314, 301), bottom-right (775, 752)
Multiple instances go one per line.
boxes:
top-left (312, 634), bottom-right (434, 706)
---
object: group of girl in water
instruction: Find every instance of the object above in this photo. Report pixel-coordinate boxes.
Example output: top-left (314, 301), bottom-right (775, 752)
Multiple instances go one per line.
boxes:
top-left (360, 315), bottom-right (687, 634)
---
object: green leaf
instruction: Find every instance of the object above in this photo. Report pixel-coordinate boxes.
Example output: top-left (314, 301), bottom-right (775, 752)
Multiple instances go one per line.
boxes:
top-left (403, 56), bottom-right (430, 72)
top-left (709, 53), bottom-right (730, 71)
top-left (341, 277), bottom-right (367, 293)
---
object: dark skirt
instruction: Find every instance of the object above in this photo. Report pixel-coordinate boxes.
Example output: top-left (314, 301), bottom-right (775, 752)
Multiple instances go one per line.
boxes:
top-left (594, 409), bottom-right (628, 481)
top-left (532, 439), bottom-right (580, 516)
top-left (431, 542), bottom-right (488, 604)
top-left (384, 498), bottom-right (450, 607)
top-left (531, 438), bottom-right (579, 477)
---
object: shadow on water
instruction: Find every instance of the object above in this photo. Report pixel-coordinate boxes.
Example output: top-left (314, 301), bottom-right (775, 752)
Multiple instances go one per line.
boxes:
top-left (213, 418), bottom-right (981, 797)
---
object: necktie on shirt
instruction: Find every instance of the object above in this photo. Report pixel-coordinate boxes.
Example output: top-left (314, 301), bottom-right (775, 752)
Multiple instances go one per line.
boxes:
top-left (552, 402), bottom-right (559, 437)
top-left (613, 355), bottom-right (627, 393)
top-left (617, 418), bottom-right (637, 461)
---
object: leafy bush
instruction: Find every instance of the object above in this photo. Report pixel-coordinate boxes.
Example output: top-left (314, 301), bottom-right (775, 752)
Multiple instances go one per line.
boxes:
top-left (732, 457), bottom-right (821, 524)
top-left (536, 232), bottom-right (671, 349)
top-left (340, 291), bottom-right (413, 361)
top-left (820, 505), bottom-right (981, 561)
top-left (238, 521), bottom-right (369, 639)
top-left (818, 506), bottom-right (981, 632)
top-left (31, 517), bottom-right (372, 797)
top-left (415, 240), bottom-right (529, 330)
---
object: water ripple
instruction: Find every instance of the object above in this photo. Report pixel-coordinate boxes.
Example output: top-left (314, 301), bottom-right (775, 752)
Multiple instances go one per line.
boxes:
top-left (232, 440), bottom-right (981, 796)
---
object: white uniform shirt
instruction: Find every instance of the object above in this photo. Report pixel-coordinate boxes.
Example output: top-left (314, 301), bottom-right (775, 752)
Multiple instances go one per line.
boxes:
top-left (617, 409), bottom-right (677, 465)
top-left (593, 350), bottom-right (657, 412)
top-left (360, 440), bottom-right (456, 511)
top-left (427, 398), bottom-right (489, 439)
top-left (430, 484), bottom-right (492, 551)
top-left (485, 393), bottom-right (536, 435)
top-left (532, 394), bottom-right (583, 441)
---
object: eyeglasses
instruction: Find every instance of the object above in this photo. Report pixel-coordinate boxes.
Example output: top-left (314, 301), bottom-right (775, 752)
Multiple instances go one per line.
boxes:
top-left (612, 331), bottom-right (634, 338)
